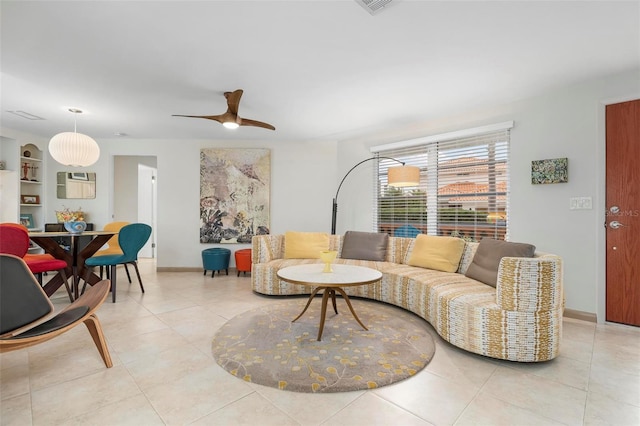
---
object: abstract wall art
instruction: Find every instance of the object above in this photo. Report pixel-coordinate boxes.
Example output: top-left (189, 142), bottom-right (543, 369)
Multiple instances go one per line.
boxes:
top-left (200, 148), bottom-right (270, 243)
top-left (531, 157), bottom-right (568, 184)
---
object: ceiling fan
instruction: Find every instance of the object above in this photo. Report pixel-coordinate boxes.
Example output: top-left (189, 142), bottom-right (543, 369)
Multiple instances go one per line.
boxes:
top-left (172, 89), bottom-right (275, 130)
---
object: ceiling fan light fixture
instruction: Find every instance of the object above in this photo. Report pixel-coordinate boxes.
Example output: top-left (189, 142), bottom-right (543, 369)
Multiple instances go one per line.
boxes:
top-left (172, 89), bottom-right (275, 131)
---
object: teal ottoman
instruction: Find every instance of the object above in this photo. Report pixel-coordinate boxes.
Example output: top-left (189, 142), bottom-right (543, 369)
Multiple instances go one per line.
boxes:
top-left (202, 248), bottom-right (230, 277)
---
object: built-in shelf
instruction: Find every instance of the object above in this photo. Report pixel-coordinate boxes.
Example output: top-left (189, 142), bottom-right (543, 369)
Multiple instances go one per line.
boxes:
top-left (19, 143), bottom-right (44, 234)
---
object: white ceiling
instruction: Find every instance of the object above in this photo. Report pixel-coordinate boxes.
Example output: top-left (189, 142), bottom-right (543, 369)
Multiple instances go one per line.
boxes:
top-left (1, 1), bottom-right (638, 143)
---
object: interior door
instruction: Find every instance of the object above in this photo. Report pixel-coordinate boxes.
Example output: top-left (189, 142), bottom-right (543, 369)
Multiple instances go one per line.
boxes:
top-left (605, 99), bottom-right (640, 326)
top-left (137, 165), bottom-right (156, 258)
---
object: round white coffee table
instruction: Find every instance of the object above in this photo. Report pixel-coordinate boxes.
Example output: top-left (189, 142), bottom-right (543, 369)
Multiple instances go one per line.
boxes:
top-left (276, 264), bottom-right (382, 340)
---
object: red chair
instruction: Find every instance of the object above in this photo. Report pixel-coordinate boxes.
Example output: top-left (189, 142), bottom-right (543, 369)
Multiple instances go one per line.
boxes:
top-left (0, 223), bottom-right (73, 302)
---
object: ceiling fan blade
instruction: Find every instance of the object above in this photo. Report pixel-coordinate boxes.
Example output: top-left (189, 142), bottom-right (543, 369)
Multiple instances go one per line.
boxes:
top-left (225, 89), bottom-right (243, 115)
top-left (173, 89), bottom-right (273, 131)
top-left (172, 114), bottom-right (225, 124)
top-left (239, 117), bottom-right (276, 131)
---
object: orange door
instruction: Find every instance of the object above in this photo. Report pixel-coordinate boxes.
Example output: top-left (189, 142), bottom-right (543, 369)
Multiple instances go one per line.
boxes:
top-left (605, 99), bottom-right (640, 326)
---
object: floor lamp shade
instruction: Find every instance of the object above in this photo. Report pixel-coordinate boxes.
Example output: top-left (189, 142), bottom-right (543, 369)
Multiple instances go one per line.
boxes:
top-left (388, 165), bottom-right (420, 187)
top-left (49, 132), bottom-right (100, 167)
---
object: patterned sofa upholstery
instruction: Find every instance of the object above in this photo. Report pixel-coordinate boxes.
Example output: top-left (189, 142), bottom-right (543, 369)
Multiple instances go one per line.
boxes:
top-left (251, 234), bottom-right (564, 362)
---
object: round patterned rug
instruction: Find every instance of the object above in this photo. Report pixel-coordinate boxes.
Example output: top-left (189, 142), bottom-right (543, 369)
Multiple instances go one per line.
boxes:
top-left (212, 297), bottom-right (435, 393)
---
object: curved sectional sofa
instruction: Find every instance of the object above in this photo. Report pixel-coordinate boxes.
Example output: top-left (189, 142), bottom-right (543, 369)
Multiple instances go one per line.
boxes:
top-left (251, 233), bottom-right (564, 362)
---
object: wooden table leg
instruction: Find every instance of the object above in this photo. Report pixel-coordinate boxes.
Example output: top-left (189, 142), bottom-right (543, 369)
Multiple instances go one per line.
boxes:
top-left (292, 287), bottom-right (322, 323)
top-left (77, 234), bottom-right (115, 286)
top-left (330, 289), bottom-right (338, 314)
top-left (29, 236), bottom-right (73, 297)
top-left (317, 288), bottom-right (331, 341)
top-left (334, 287), bottom-right (368, 331)
top-left (291, 285), bottom-right (367, 341)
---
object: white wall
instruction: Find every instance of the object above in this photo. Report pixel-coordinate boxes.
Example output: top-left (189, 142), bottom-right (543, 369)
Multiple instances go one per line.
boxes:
top-left (2, 69), bottom-right (637, 317)
top-left (336, 69), bottom-right (640, 317)
top-left (88, 138), bottom-right (337, 269)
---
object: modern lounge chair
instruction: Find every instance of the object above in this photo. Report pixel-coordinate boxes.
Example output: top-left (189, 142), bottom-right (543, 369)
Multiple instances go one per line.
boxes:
top-left (83, 223), bottom-right (152, 302)
top-left (0, 254), bottom-right (113, 368)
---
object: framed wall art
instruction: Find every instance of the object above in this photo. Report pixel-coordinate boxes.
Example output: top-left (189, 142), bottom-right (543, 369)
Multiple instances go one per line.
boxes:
top-left (200, 148), bottom-right (270, 243)
top-left (21, 194), bottom-right (40, 204)
top-left (19, 213), bottom-right (34, 228)
top-left (531, 157), bottom-right (568, 184)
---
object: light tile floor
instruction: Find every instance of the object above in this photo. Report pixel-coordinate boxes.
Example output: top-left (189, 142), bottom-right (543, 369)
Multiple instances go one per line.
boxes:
top-left (1, 260), bottom-right (639, 425)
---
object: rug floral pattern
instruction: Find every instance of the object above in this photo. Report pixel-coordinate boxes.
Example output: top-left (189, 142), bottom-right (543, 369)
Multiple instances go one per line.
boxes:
top-left (212, 298), bottom-right (435, 393)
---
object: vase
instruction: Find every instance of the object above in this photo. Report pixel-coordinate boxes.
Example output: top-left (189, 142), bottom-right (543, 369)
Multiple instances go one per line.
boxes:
top-left (320, 250), bottom-right (338, 273)
top-left (64, 221), bottom-right (87, 234)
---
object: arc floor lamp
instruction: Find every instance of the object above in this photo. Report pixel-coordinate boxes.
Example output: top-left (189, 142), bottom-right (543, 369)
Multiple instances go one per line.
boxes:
top-left (331, 157), bottom-right (420, 234)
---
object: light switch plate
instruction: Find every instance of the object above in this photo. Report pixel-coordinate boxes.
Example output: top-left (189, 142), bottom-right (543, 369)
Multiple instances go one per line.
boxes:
top-left (570, 196), bottom-right (592, 210)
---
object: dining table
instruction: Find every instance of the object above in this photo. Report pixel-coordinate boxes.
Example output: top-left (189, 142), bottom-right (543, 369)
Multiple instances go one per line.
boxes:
top-left (28, 230), bottom-right (117, 299)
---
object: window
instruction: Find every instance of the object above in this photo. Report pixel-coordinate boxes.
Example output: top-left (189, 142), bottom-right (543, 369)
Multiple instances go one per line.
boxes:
top-left (372, 122), bottom-right (512, 241)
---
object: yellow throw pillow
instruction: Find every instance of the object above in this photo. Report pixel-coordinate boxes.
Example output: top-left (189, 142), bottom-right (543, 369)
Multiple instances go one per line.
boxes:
top-left (407, 235), bottom-right (466, 272)
top-left (284, 231), bottom-right (330, 259)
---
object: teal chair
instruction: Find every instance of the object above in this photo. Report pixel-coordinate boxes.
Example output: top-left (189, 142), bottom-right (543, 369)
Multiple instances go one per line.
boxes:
top-left (83, 223), bottom-right (152, 302)
top-left (394, 224), bottom-right (420, 238)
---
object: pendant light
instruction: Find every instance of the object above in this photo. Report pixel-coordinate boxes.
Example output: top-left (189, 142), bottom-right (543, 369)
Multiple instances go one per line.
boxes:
top-left (49, 108), bottom-right (100, 167)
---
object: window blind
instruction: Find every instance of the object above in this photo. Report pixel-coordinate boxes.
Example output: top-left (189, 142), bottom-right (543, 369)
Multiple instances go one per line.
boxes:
top-left (373, 126), bottom-right (511, 241)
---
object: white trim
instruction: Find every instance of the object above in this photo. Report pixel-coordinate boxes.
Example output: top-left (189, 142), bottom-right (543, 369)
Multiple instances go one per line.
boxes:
top-left (370, 121), bottom-right (514, 152)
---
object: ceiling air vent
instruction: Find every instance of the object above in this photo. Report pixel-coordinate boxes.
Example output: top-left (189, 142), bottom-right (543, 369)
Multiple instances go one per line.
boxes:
top-left (354, 0), bottom-right (394, 15)
top-left (7, 110), bottom-right (45, 120)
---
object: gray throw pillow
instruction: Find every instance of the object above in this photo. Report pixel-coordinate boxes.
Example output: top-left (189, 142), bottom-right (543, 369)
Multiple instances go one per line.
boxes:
top-left (341, 231), bottom-right (389, 261)
top-left (465, 238), bottom-right (536, 287)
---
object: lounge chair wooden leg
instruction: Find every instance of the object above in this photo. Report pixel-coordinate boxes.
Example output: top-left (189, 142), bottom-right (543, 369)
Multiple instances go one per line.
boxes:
top-left (83, 314), bottom-right (113, 368)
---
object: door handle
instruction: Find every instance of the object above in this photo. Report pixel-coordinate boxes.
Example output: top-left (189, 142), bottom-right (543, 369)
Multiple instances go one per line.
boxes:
top-left (609, 221), bottom-right (625, 229)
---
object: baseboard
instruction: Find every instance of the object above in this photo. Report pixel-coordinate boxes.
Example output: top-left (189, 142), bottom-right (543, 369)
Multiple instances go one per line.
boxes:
top-left (563, 308), bottom-right (597, 323)
top-left (157, 267), bottom-right (207, 272)
top-left (156, 266), bottom-right (246, 274)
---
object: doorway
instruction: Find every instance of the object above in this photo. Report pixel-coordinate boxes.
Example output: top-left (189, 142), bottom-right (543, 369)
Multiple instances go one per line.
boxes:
top-left (605, 99), bottom-right (640, 327)
top-left (113, 156), bottom-right (158, 259)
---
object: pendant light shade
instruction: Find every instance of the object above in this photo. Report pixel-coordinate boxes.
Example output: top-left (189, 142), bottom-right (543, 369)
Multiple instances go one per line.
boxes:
top-left (49, 108), bottom-right (100, 167)
top-left (49, 132), bottom-right (100, 167)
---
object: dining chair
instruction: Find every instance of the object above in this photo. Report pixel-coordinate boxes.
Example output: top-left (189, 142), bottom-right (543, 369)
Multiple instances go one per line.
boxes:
top-left (93, 221), bottom-right (130, 281)
top-left (0, 254), bottom-right (113, 368)
top-left (393, 224), bottom-right (421, 238)
top-left (0, 223), bottom-right (74, 302)
top-left (83, 223), bottom-right (152, 302)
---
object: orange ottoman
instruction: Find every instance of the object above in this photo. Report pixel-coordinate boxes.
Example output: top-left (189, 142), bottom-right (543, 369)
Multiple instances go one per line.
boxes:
top-left (234, 249), bottom-right (252, 277)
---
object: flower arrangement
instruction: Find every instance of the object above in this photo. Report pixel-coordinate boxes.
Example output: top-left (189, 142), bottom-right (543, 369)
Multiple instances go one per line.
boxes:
top-left (55, 206), bottom-right (85, 223)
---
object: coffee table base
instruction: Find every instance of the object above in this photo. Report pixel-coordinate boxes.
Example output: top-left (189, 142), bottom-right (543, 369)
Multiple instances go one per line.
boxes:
top-left (292, 286), bottom-right (368, 341)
